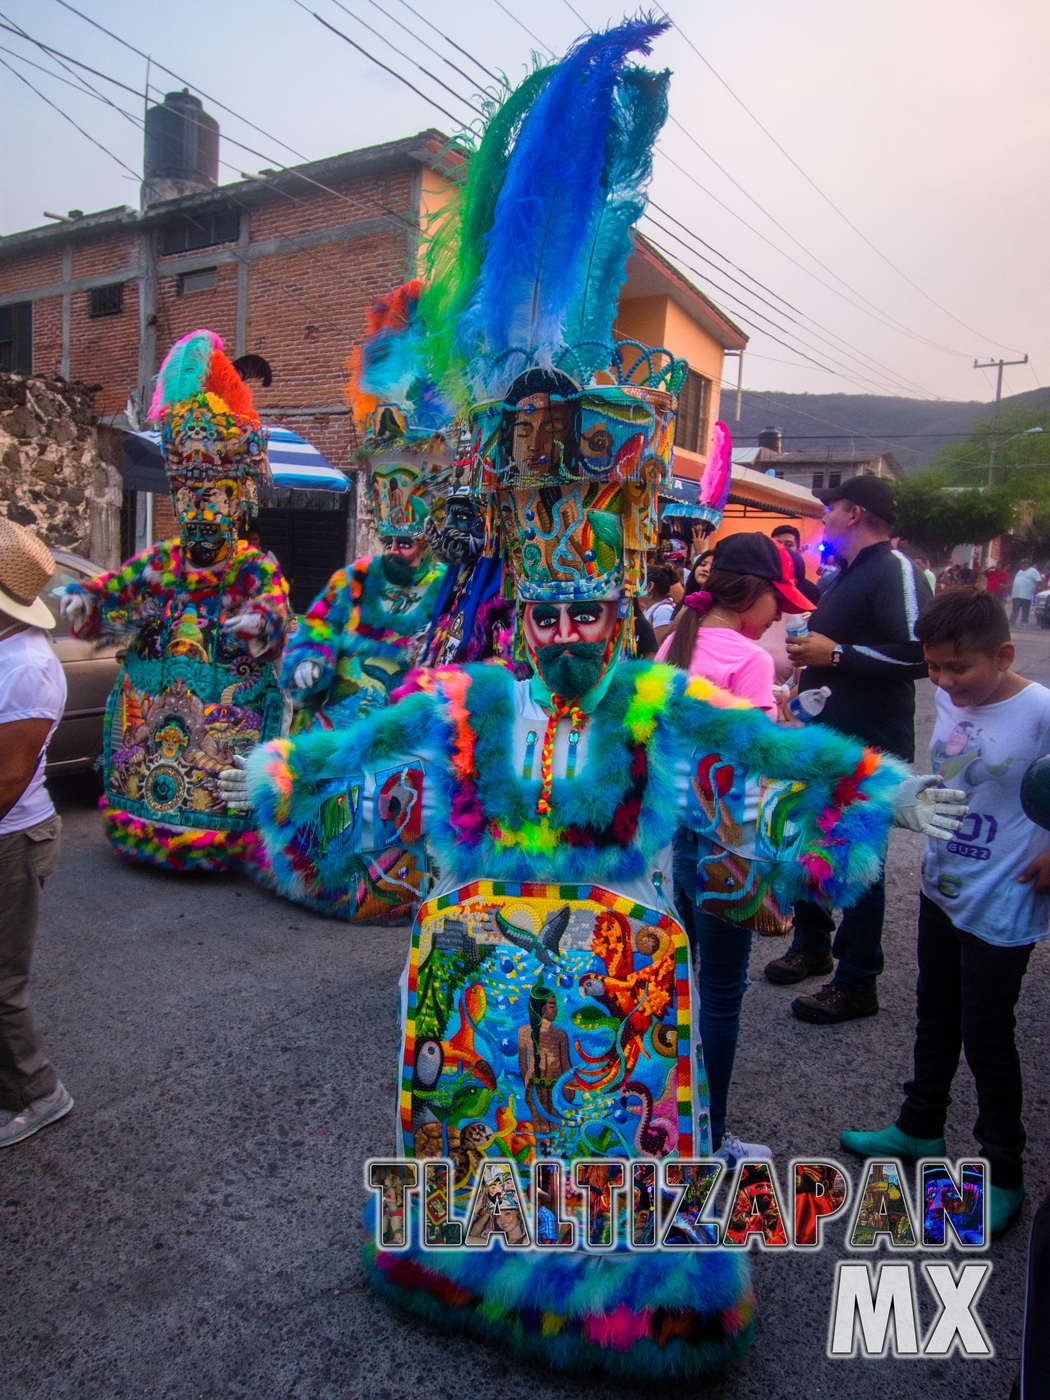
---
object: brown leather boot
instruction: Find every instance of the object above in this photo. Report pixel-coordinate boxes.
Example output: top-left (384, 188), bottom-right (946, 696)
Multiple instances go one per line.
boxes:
top-left (791, 982), bottom-right (879, 1024)
top-left (763, 947), bottom-right (834, 985)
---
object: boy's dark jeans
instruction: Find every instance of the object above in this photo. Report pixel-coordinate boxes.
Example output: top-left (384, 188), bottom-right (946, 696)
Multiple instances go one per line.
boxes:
top-left (789, 877), bottom-right (886, 998)
top-left (897, 892), bottom-right (1033, 1189)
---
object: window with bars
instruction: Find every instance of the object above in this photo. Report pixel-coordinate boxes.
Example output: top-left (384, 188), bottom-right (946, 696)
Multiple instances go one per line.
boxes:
top-left (88, 283), bottom-right (124, 318)
top-left (673, 369), bottom-right (711, 454)
top-left (158, 210), bottom-right (239, 256)
top-left (0, 301), bottom-right (32, 372)
top-left (829, 472), bottom-right (842, 488)
top-left (812, 472), bottom-right (825, 490)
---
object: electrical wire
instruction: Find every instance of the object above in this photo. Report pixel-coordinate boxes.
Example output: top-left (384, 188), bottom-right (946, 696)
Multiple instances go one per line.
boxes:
top-left (359, 0), bottom-right (491, 95)
top-left (489, 0), bottom-right (553, 57)
top-left (50, 0), bottom-right (309, 161)
top-left (292, 0), bottom-right (470, 128)
top-left (0, 52), bottom-right (141, 182)
top-left (326, 0), bottom-right (483, 117)
top-left (655, 1), bottom-right (1025, 355)
top-left (644, 207), bottom-right (941, 401)
top-left (388, 0), bottom-right (500, 84)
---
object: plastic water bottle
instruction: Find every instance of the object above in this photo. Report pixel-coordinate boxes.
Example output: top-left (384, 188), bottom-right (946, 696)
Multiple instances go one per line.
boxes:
top-left (785, 614), bottom-right (810, 640)
top-left (789, 686), bottom-right (832, 722)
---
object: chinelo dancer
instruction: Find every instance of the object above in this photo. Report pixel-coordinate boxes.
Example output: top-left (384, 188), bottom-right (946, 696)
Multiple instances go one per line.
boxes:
top-left (280, 281), bottom-right (449, 738)
top-left (219, 19), bottom-right (966, 1379)
top-left (60, 330), bottom-right (288, 871)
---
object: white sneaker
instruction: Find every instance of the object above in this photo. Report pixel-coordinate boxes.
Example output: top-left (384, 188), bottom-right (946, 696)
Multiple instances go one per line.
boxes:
top-left (0, 1083), bottom-right (73, 1148)
top-left (714, 1130), bottom-right (773, 1168)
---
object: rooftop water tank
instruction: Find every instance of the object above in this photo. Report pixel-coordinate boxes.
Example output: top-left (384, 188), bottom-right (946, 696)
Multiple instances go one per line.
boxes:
top-left (142, 90), bottom-right (219, 208)
top-left (757, 425), bottom-right (783, 452)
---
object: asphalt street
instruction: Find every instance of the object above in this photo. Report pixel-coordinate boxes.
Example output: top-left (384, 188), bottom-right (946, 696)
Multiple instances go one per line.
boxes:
top-left (4, 628), bottom-right (1050, 1400)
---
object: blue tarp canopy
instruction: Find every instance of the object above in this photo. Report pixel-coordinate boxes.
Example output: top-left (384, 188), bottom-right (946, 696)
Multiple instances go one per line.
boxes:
top-left (660, 475), bottom-right (701, 517)
top-left (121, 427), bottom-right (349, 494)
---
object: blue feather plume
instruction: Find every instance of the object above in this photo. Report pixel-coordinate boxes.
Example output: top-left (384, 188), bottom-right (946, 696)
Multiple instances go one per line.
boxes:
top-left (567, 65), bottom-right (669, 348)
top-left (457, 17), bottom-right (669, 387)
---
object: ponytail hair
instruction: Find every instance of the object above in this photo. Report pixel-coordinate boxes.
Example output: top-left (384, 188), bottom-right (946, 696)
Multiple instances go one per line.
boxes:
top-left (663, 568), bottom-right (775, 670)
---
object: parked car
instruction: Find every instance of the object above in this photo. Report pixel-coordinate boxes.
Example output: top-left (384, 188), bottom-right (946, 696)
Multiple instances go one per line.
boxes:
top-left (1034, 589), bottom-right (1050, 628)
top-left (44, 550), bottom-right (122, 773)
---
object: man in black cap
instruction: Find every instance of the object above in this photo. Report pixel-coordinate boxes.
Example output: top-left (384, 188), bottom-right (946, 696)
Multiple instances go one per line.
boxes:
top-left (766, 474), bottom-right (933, 1023)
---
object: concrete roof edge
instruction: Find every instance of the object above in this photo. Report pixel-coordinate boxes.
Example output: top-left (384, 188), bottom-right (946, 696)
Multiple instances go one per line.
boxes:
top-left (0, 129), bottom-right (450, 260)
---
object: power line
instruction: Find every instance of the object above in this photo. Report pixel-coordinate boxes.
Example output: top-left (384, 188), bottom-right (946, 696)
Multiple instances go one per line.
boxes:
top-left (663, 118), bottom-right (976, 365)
top-left (655, 2), bottom-right (1025, 355)
top-left (326, 0), bottom-right (483, 117)
top-left (50, 0), bottom-right (310, 161)
top-left (0, 52), bottom-right (141, 181)
top-left (490, 0), bottom-right (553, 56)
top-left (645, 204), bottom-right (941, 400)
top-left (655, 147), bottom-right (974, 365)
top-left (292, 0), bottom-right (470, 128)
top-left (359, 0), bottom-right (490, 95)
top-left (388, 0), bottom-right (500, 84)
top-left (641, 224), bottom-right (934, 400)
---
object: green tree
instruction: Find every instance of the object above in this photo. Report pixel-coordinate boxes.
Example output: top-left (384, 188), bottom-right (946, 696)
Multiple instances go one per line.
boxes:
top-left (895, 477), bottom-right (1014, 566)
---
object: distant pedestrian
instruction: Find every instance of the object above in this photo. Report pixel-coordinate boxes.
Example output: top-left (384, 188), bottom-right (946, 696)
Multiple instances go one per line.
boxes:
top-left (910, 550), bottom-right (936, 593)
top-left (1011, 560), bottom-right (1043, 626)
top-left (0, 519), bottom-right (73, 1149)
top-left (983, 563), bottom-right (1011, 600)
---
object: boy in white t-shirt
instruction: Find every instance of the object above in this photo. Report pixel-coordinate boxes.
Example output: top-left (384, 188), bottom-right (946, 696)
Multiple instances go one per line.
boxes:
top-left (840, 588), bottom-right (1050, 1237)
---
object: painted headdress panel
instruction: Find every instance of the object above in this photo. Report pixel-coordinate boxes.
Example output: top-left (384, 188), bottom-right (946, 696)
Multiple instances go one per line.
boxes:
top-left (149, 329), bottom-right (270, 529)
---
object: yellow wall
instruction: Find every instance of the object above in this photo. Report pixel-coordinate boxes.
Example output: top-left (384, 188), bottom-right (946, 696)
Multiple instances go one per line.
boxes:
top-left (416, 165), bottom-right (458, 272)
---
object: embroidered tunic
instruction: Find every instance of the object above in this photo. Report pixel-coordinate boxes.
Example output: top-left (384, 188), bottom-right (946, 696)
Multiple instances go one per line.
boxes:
top-left (68, 539), bottom-right (288, 869)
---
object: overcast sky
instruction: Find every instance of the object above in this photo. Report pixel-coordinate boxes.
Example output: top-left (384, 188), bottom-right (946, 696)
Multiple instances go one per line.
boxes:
top-left (2, 0), bottom-right (1047, 405)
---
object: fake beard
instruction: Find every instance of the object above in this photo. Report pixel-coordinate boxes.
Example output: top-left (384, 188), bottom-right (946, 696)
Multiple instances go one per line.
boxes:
top-left (381, 553), bottom-right (418, 587)
top-left (533, 641), bottom-right (609, 699)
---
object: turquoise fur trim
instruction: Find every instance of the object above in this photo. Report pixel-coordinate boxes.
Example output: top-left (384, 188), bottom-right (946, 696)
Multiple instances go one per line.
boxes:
top-left (281, 556), bottom-right (446, 705)
top-left (248, 661), bottom-right (905, 907)
top-left (361, 1197), bottom-right (754, 1381)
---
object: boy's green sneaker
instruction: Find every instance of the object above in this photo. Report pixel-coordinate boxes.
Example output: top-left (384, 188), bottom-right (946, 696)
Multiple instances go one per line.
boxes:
top-left (839, 1123), bottom-right (946, 1160)
top-left (989, 1184), bottom-right (1025, 1239)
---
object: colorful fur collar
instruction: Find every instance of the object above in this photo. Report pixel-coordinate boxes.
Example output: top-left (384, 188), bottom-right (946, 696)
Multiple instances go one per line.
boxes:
top-left (249, 661), bottom-right (907, 911)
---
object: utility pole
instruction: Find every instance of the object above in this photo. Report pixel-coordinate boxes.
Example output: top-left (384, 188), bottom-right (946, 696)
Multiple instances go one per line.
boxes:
top-left (975, 355), bottom-right (1028, 486)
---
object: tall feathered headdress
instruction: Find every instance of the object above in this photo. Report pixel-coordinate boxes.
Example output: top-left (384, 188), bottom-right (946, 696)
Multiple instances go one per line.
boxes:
top-left (148, 329), bottom-right (270, 514)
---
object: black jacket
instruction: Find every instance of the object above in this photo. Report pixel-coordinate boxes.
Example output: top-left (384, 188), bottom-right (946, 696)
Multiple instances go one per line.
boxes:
top-left (801, 541), bottom-right (932, 761)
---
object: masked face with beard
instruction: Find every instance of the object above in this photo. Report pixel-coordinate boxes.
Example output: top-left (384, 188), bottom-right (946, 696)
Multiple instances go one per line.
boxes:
top-left (425, 494), bottom-right (485, 567)
top-left (522, 600), bottom-right (620, 700)
top-left (381, 536), bottom-right (423, 586)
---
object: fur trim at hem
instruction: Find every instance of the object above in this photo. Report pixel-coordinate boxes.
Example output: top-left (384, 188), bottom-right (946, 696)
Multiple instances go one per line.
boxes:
top-left (100, 803), bottom-right (261, 872)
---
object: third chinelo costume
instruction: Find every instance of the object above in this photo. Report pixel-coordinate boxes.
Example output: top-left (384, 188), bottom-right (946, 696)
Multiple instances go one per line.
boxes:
top-left (222, 18), bottom-right (962, 1380)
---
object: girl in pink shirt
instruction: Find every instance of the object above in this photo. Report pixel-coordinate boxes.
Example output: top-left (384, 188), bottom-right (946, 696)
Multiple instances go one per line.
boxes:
top-left (659, 532), bottom-right (812, 1166)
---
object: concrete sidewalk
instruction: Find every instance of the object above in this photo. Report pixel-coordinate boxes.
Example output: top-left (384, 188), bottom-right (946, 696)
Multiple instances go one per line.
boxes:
top-left (3, 641), bottom-right (1050, 1398)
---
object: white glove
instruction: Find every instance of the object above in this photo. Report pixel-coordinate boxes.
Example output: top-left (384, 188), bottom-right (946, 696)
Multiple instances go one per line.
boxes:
top-left (59, 587), bottom-right (91, 632)
top-left (218, 753), bottom-right (253, 812)
top-left (893, 774), bottom-right (968, 840)
top-left (292, 658), bottom-right (323, 691)
top-left (222, 609), bottom-right (265, 637)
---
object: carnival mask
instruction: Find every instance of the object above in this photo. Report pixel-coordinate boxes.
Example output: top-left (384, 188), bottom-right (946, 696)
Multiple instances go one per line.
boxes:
top-left (424, 492), bottom-right (485, 567)
top-left (523, 600), bottom-right (619, 698)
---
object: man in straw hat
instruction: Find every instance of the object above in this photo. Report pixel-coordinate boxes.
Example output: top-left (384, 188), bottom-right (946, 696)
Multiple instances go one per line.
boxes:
top-left (0, 517), bottom-right (73, 1148)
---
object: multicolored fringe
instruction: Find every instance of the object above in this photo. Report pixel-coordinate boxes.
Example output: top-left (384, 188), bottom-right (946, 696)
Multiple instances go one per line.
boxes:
top-left (250, 660), bottom-right (908, 913)
top-left (101, 802), bottom-right (260, 873)
top-left (363, 1228), bottom-right (754, 1381)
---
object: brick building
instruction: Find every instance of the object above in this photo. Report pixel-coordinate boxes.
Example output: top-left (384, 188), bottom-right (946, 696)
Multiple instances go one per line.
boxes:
top-left (0, 98), bottom-right (745, 602)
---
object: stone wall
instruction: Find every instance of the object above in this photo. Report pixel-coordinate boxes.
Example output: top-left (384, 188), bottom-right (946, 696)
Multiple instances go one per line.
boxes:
top-left (0, 372), bottom-right (123, 568)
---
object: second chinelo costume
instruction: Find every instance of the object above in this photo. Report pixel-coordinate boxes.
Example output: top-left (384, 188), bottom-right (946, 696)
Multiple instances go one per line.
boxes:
top-left (62, 330), bottom-right (288, 870)
top-left (221, 20), bottom-right (942, 1380)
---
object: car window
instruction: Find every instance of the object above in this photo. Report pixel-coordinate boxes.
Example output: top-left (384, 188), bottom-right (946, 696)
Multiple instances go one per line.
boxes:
top-left (45, 562), bottom-right (91, 636)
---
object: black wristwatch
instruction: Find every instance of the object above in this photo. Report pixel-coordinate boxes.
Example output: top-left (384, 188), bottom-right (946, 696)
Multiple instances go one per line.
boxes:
top-left (829, 645), bottom-right (844, 667)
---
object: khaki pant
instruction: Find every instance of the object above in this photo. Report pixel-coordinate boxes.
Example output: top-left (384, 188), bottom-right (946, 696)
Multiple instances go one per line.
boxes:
top-left (0, 814), bottom-right (61, 1110)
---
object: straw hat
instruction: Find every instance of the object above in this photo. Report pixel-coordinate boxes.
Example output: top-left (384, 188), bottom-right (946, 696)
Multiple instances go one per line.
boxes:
top-left (0, 517), bottom-right (56, 629)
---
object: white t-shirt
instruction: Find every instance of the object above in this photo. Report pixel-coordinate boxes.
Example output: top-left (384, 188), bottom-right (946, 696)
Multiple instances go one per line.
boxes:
top-left (0, 627), bottom-right (67, 835)
top-left (1011, 567), bottom-right (1042, 600)
top-left (644, 598), bottom-right (675, 628)
top-left (922, 682), bottom-right (1050, 945)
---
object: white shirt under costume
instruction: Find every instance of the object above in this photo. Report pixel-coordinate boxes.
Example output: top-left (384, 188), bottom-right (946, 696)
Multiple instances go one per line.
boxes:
top-left (0, 627), bottom-right (67, 835)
